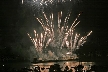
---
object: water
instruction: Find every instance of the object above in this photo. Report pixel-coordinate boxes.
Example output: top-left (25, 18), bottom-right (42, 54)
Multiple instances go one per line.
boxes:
top-left (1, 61), bottom-right (95, 72)
top-left (30, 61), bottom-right (95, 72)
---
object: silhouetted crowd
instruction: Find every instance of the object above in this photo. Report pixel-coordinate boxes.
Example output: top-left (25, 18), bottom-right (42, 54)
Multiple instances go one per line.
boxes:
top-left (0, 64), bottom-right (108, 72)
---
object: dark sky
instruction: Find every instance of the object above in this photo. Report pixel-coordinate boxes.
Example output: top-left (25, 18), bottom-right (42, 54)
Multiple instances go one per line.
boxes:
top-left (0, 0), bottom-right (108, 55)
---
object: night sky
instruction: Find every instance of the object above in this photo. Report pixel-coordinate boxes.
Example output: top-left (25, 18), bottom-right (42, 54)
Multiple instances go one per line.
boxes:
top-left (0, 0), bottom-right (108, 60)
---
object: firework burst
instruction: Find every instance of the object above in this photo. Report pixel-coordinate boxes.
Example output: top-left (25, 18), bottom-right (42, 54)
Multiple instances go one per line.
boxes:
top-left (21, 0), bottom-right (81, 13)
top-left (22, 0), bottom-right (72, 5)
top-left (28, 11), bottom-right (92, 58)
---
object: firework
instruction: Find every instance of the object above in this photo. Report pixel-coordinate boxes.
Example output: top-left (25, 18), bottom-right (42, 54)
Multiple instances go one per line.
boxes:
top-left (21, 0), bottom-right (79, 12)
top-left (28, 11), bottom-right (92, 60)
top-left (22, 0), bottom-right (72, 5)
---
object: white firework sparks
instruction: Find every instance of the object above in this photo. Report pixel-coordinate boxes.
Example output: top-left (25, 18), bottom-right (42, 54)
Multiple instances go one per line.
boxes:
top-left (28, 11), bottom-right (92, 54)
top-left (22, 0), bottom-right (72, 5)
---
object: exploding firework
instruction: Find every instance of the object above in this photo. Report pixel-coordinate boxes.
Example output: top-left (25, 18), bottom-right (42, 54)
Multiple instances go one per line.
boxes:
top-left (22, 0), bottom-right (72, 5)
top-left (28, 11), bottom-right (92, 60)
top-left (21, 0), bottom-right (81, 13)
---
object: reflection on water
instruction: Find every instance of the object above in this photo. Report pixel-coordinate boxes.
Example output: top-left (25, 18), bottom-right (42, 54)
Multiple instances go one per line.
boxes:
top-left (1, 61), bottom-right (95, 72)
top-left (30, 61), bottom-right (95, 72)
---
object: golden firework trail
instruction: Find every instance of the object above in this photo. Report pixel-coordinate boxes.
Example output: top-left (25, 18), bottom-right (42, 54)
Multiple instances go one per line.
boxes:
top-left (28, 11), bottom-right (92, 52)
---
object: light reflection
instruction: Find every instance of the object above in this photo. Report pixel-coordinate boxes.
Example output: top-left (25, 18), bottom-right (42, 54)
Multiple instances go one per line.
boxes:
top-left (30, 61), bottom-right (95, 72)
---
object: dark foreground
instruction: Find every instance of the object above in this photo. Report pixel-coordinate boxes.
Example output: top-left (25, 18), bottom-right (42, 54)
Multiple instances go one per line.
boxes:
top-left (0, 61), bottom-right (108, 72)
